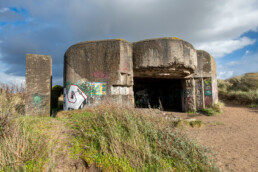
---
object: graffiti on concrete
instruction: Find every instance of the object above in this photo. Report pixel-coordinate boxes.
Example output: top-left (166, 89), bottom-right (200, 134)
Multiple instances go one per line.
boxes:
top-left (184, 89), bottom-right (194, 110)
top-left (92, 72), bottom-right (110, 79)
top-left (184, 89), bottom-right (193, 98)
top-left (195, 80), bottom-right (203, 110)
top-left (212, 78), bottom-right (218, 104)
top-left (196, 81), bottom-right (202, 89)
top-left (33, 93), bottom-right (43, 106)
top-left (64, 80), bottom-right (107, 110)
top-left (204, 78), bottom-right (212, 107)
top-left (205, 96), bottom-right (212, 107)
top-left (64, 85), bottom-right (88, 110)
top-left (205, 90), bottom-right (212, 96)
top-left (204, 78), bottom-right (211, 90)
top-left (111, 86), bottom-right (130, 95)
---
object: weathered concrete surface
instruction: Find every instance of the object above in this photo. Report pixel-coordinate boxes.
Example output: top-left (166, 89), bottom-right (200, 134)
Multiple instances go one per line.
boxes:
top-left (182, 79), bottom-right (196, 111)
top-left (194, 50), bottom-right (216, 78)
top-left (133, 38), bottom-right (197, 78)
top-left (63, 39), bottom-right (134, 109)
top-left (194, 50), bottom-right (218, 108)
top-left (25, 54), bottom-right (52, 116)
top-left (62, 37), bottom-right (218, 112)
top-left (195, 78), bottom-right (204, 110)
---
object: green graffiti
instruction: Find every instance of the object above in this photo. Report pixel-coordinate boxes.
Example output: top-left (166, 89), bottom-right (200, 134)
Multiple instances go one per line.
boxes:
top-left (66, 80), bottom-right (107, 97)
top-left (204, 78), bottom-right (212, 85)
top-left (66, 81), bottom-right (71, 91)
top-left (84, 82), bottom-right (107, 96)
top-left (33, 94), bottom-right (43, 106)
top-left (205, 90), bottom-right (212, 96)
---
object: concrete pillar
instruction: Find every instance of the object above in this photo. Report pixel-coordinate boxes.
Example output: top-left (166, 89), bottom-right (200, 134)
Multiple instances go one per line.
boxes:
top-left (182, 78), bottom-right (196, 112)
top-left (212, 77), bottom-right (219, 105)
top-left (195, 78), bottom-right (205, 110)
top-left (25, 54), bottom-right (52, 116)
top-left (203, 77), bottom-right (213, 107)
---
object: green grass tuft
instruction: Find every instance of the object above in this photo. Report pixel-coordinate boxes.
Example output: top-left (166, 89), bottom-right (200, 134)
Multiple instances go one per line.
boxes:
top-left (174, 119), bottom-right (205, 128)
top-left (63, 105), bottom-right (219, 171)
top-left (198, 102), bottom-right (224, 116)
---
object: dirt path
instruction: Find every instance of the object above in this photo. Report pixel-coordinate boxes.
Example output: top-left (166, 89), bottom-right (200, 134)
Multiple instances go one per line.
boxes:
top-left (176, 104), bottom-right (258, 172)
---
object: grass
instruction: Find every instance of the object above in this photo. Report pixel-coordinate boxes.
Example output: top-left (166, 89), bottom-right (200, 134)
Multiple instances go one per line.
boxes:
top-left (247, 103), bottom-right (258, 108)
top-left (218, 72), bottom-right (258, 105)
top-left (198, 102), bottom-right (224, 116)
top-left (0, 83), bottom-right (51, 171)
top-left (219, 90), bottom-right (258, 105)
top-left (0, 117), bottom-right (50, 171)
top-left (174, 119), bottom-right (204, 128)
top-left (59, 105), bottom-right (219, 171)
top-left (0, 83), bottom-right (220, 171)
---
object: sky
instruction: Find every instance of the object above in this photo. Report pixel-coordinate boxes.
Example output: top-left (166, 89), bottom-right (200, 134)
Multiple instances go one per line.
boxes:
top-left (0, 0), bottom-right (258, 85)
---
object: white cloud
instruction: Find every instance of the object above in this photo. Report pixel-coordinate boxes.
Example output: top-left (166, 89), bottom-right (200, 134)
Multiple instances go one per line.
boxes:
top-left (245, 50), bottom-right (250, 54)
top-left (217, 52), bottom-right (258, 79)
top-left (196, 37), bottom-right (256, 57)
top-left (226, 61), bottom-right (240, 66)
top-left (0, 8), bottom-right (9, 13)
top-left (218, 71), bottom-right (234, 79)
top-left (0, 72), bottom-right (25, 85)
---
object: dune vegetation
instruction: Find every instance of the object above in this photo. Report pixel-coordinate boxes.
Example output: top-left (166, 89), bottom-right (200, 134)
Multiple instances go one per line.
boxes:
top-left (0, 83), bottom-right (221, 171)
top-left (218, 72), bottom-right (258, 106)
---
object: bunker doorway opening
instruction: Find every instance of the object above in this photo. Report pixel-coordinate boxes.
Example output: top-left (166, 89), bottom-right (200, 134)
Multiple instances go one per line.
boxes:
top-left (133, 78), bottom-right (182, 111)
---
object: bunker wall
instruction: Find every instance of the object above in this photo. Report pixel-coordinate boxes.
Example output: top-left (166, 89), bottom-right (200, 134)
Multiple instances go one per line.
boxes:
top-left (25, 54), bottom-right (52, 116)
top-left (63, 39), bottom-right (134, 110)
top-left (182, 78), bottom-right (196, 112)
top-left (133, 38), bottom-right (197, 78)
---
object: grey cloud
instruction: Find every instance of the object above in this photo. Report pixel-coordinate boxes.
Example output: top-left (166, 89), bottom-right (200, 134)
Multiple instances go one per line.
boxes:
top-left (0, 0), bottom-right (258, 85)
top-left (0, 22), bottom-right (70, 77)
top-left (0, 8), bottom-right (24, 22)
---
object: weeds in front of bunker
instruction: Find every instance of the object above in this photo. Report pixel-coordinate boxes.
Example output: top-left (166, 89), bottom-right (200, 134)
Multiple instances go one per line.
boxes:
top-left (63, 104), bottom-right (220, 171)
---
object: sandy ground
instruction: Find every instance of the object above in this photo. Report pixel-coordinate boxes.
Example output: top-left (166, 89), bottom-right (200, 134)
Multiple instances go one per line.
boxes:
top-left (169, 103), bottom-right (258, 172)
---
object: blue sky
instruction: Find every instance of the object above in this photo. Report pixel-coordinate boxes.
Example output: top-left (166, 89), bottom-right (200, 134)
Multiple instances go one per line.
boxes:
top-left (0, 0), bottom-right (258, 85)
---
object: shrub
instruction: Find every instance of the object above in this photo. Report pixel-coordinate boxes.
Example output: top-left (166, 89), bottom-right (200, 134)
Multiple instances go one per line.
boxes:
top-left (0, 83), bottom-right (220, 171)
top-left (0, 117), bottom-right (49, 171)
top-left (198, 102), bottom-right (224, 116)
top-left (218, 72), bottom-right (258, 105)
top-left (61, 105), bottom-right (219, 171)
top-left (0, 83), bottom-right (25, 117)
top-left (219, 90), bottom-right (258, 105)
top-left (0, 83), bottom-right (51, 171)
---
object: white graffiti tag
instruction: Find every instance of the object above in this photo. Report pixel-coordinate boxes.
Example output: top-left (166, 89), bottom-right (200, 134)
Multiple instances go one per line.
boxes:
top-left (64, 85), bottom-right (87, 110)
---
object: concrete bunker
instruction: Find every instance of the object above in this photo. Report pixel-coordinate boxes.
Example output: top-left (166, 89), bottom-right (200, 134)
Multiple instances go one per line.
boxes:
top-left (60, 37), bottom-right (217, 113)
top-left (25, 37), bottom-right (218, 116)
top-left (132, 38), bottom-right (197, 111)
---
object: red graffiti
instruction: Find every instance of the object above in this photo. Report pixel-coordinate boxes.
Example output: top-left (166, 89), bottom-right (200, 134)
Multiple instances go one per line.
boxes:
top-left (205, 96), bottom-right (212, 107)
top-left (92, 72), bottom-right (109, 79)
top-left (187, 97), bottom-right (193, 105)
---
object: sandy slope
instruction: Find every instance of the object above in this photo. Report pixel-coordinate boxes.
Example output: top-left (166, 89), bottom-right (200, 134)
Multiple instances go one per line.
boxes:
top-left (181, 104), bottom-right (258, 172)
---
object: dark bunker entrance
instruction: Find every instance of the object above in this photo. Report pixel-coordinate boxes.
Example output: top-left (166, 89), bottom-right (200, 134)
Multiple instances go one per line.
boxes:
top-left (134, 78), bottom-right (182, 111)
